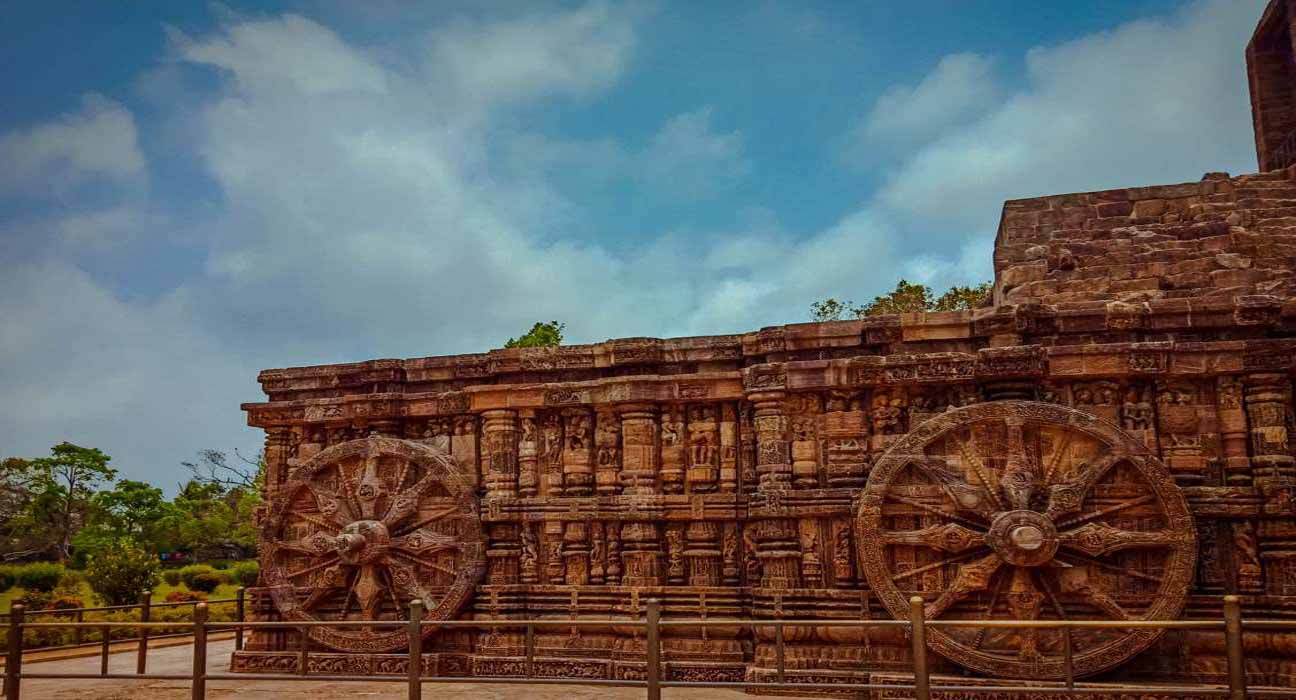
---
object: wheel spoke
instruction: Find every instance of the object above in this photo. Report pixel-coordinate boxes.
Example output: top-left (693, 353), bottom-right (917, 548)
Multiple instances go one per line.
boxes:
top-left (392, 527), bottom-right (461, 555)
top-left (924, 554), bottom-right (1002, 620)
top-left (285, 555), bottom-right (342, 581)
top-left (393, 502), bottom-right (462, 535)
top-left (351, 565), bottom-right (385, 620)
top-left (305, 483), bottom-right (356, 528)
top-left (1043, 453), bottom-right (1124, 520)
top-left (1041, 432), bottom-right (1072, 487)
top-left (382, 470), bottom-right (451, 527)
top-left (1005, 567), bottom-right (1044, 660)
top-left (1054, 494), bottom-right (1155, 530)
top-left (1000, 419), bottom-right (1039, 511)
top-left (884, 493), bottom-right (989, 532)
top-left (909, 458), bottom-right (997, 519)
top-left (1059, 522), bottom-right (1183, 557)
top-left (386, 556), bottom-right (437, 607)
top-left (391, 548), bottom-right (459, 578)
top-left (882, 523), bottom-right (984, 553)
top-left (1054, 551), bottom-right (1161, 584)
top-left (1057, 568), bottom-right (1129, 620)
top-left (956, 433), bottom-right (1007, 512)
top-left (274, 532), bottom-right (339, 556)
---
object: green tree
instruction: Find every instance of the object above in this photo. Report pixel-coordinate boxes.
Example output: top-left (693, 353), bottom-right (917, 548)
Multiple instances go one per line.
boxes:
top-left (170, 478), bottom-right (260, 559)
top-left (933, 282), bottom-right (993, 312)
top-left (810, 279), bottom-right (992, 320)
top-left (17, 443), bottom-right (117, 563)
top-left (85, 538), bottom-right (159, 605)
top-left (504, 321), bottom-right (565, 348)
top-left (73, 480), bottom-right (177, 556)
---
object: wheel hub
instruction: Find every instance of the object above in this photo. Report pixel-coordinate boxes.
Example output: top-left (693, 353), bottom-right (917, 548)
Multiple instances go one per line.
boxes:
top-left (987, 510), bottom-right (1058, 566)
top-left (335, 519), bottom-right (391, 565)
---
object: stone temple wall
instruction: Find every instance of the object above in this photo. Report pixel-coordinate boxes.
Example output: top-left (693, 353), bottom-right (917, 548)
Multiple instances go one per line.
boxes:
top-left (231, 2), bottom-right (1296, 695)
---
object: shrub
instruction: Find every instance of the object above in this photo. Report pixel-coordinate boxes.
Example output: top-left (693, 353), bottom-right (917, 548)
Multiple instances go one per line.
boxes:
top-left (164, 590), bottom-right (207, 603)
top-left (14, 562), bottom-right (63, 592)
top-left (177, 565), bottom-right (215, 590)
top-left (188, 572), bottom-right (221, 593)
top-left (161, 570), bottom-right (182, 587)
top-left (56, 570), bottom-right (84, 592)
top-left (231, 561), bottom-right (260, 587)
top-left (0, 566), bottom-right (14, 593)
top-left (15, 591), bottom-right (52, 609)
top-left (85, 539), bottom-right (160, 606)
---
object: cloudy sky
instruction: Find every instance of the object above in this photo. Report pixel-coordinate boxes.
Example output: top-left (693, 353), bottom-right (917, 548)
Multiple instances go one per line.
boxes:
top-left (0, 0), bottom-right (1269, 489)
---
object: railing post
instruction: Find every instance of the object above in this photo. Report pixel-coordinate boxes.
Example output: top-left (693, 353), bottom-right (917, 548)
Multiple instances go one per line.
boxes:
top-left (909, 596), bottom-right (930, 700)
top-left (1224, 594), bottom-right (1246, 700)
top-left (646, 598), bottom-right (660, 700)
top-left (297, 626), bottom-right (309, 676)
top-left (136, 589), bottom-right (152, 675)
top-left (1062, 626), bottom-right (1074, 691)
top-left (408, 600), bottom-right (423, 700)
top-left (73, 609), bottom-right (84, 646)
top-left (234, 587), bottom-right (246, 652)
top-left (100, 624), bottom-right (110, 677)
top-left (5, 604), bottom-right (24, 700)
top-left (191, 603), bottom-right (208, 700)
top-left (775, 622), bottom-right (785, 684)
top-left (524, 623), bottom-right (535, 678)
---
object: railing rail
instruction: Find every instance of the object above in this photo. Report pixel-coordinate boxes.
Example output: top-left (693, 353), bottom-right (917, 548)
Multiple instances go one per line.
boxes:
top-left (5, 593), bottom-right (1296, 700)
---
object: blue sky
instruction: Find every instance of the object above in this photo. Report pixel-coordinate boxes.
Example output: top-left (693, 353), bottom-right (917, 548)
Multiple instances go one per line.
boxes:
top-left (0, 0), bottom-right (1269, 489)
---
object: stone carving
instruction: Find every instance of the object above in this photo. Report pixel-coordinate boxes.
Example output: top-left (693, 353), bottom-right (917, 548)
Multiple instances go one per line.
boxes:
top-left (857, 401), bottom-right (1196, 679)
top-left (237, 7), bottom-right (1296, 688)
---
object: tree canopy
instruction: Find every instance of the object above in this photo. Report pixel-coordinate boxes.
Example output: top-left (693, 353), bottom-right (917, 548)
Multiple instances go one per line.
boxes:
top-left (811, 280), bottom-right (992, 321)
top-left (504, 320), bottom-right (565, 348)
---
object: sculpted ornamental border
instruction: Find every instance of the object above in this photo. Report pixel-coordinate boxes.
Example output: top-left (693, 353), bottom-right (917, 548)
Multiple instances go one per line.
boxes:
top-left (245, 339), bottom-right (1296, 428)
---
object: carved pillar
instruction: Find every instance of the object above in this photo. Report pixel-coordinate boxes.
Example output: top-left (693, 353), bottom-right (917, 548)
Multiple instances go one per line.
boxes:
top-left (719, 404), bottom-right (738, 492)
top-left (595, 410), bottom-right (622, 495)
top-left (660, 406), bottom-right (686, 494)
top-left (621, 522), bottom-right (661, 587)
top-left (684, 521), bottom-right (722, 586)
top-left (751, 391), bottom-right (791, 491)
top-left (606, 524), bottom-right (623, 585)
top-left (544, 521), bottom-right (565, 584)
top-left (486, 522), bottom-right (519, 585)
top-left (542, 413), bottom-right (564, 496)
top-left (1156, 382), bottom-right (1206, 485)
top-left (618, 404), bottom-right (658, 495)
top-left (751, 519), bottom-right (802, 589)
top-left (1217, 377), bottom-right (1251, 486)
top-left (739, 403), bottom-right (758, 493)
top-left (519, 523), bottom-right (540, 584)
top-left (788, 394), bottom-right (820, 489)
top-left (1245, 373), bottom-right (1295, 507)
top-left (451, 415), bottom-right (479, 487)
top-left (686, 405), bottom-right (719, 492)
top-left (824, 391), bottom-right (868, 487)
top-left (518, 410), bottom-right (540, 497)
top-left (589, 523), bottom-right (606, 585)
top-left (800, 526), bottom-right (823, 587)
top-left (482, 410), bottom-right (519, 499)
top-left (832, 521), bottom-right (855, 588)
top-left (264, 426), bottom-right (293, 494)
top-left (721, 523), bottom-right (740, 585)
top-left (665, 524), bottom-right (686, 585)
top-left (562, 521), bottom-right (589, 585)
top-left (562, 409), bottom-right (594, 496)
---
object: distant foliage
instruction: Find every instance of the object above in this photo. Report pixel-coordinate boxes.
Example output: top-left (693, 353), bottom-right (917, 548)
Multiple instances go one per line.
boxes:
top-left (165, 590), bottom-right (208, 603)
top-left (504, 321), bottom-right (565, 348)
top-left (810, 280), bottom-right (992, 320)
top-left (231, 561), bottom-right (260, 587)
top-left (188, 572), bottom-right (222, 593)
top-left (13, 562), bottom-right (63, 592)
top-left (162, 569), bottom-right (183, 587)
top-left (85, 539), bottom-right (159, 606)
top-left (177, 565), bottom-right (217, 590)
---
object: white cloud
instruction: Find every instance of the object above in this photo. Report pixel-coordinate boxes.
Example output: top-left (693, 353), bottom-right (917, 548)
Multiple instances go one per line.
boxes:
top-left (849, 52), bottom-right (1000, 154)
top-left (872, 0), bottom-right (1265, 243)
top-left (426, 2), bottom-right (638, 109)
top-left (0, 94), bottom-right (144, 197)
top-left (642, 108), bottom-right (751, 195)
top-left (0, 0), bottom-right (1271, 487)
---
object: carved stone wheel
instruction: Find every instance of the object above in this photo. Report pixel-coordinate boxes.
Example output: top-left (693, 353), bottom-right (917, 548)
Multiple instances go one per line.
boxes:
top-left (262, 436), bottom-right (485, 653)
top-left (856, 401), bottom-right (1196, 680)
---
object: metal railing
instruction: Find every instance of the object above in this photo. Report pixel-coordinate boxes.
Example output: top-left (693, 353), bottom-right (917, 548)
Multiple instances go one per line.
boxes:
top-left (4, 594), bottom-right (1295, 700)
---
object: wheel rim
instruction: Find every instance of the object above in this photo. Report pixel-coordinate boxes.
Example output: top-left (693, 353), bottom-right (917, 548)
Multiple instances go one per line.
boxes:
top-left (262, 436), bottom-right (485, 652)
top-left (857, 400), bottom-right (1196, 679)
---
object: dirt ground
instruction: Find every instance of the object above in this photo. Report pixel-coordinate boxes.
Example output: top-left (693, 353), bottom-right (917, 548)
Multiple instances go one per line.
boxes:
top-left (14, 638), bottom-right (760, 700)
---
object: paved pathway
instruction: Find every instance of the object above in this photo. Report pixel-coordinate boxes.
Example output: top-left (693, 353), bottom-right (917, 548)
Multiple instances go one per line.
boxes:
top-left (14, 639), bottom-right (758, 700)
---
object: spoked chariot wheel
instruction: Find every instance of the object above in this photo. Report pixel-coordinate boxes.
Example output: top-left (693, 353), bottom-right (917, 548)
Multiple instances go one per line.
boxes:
top-left (262, 436), bottom-right (485, 653)
top-left (857, 401), bottom-right (1196, 679)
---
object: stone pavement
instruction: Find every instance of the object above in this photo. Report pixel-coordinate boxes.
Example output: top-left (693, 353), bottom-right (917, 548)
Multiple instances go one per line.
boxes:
top-left (14, 638), bottom-right (759, 699)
